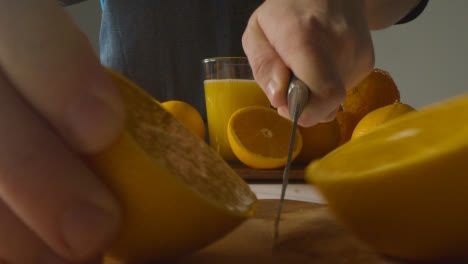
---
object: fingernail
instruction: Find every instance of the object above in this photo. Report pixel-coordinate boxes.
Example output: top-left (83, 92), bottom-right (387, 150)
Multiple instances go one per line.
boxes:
top-left (266, 79), bottom-right (279, 107)
top-left (65, 85), bottom-right (124, 153)
top-left (61, 201), bottom-right (120, 260)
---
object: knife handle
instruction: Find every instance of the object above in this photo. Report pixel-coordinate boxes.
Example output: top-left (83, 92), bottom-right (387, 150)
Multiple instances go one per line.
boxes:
top-left (287, 74), bottom-right (310, 120)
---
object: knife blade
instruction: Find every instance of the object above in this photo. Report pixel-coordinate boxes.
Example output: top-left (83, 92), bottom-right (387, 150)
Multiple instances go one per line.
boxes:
top-left (273, 74), bottom-right (310, 243)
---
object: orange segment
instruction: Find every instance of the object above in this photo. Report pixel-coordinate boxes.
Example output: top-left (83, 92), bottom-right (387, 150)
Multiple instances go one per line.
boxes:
top-left (227, 106), bottom-right (302, 169)
top-left (88, 68), bottom-right (257, 263)
top-left (306, 93), bottom-right (468, 261)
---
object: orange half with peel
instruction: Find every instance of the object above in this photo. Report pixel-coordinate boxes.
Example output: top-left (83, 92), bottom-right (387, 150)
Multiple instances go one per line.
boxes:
top-left (227, 106), bottom-right (302, 169)
top-left (306, 93), bottom-right (468, 261)
top-left (87, 68), bottom-right (257, 263)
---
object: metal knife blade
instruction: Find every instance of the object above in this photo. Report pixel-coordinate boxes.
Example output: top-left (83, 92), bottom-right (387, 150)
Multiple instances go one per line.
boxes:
top-left (273, 74), bottom-right (310, 243)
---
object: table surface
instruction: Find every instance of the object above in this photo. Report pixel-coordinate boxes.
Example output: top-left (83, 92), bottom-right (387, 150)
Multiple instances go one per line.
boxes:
top-left (248, 183), bottom-right (326, 204)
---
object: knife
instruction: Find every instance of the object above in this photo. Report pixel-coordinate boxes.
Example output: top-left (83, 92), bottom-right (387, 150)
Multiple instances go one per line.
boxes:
top-left (273, 74), bottom-right (310, 243)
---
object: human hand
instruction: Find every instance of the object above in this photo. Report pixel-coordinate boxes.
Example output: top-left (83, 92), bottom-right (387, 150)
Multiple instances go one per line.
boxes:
top-left (0, 0), bottom-right (124, 263)
top-left (243, 0), bottom-right (374, 127)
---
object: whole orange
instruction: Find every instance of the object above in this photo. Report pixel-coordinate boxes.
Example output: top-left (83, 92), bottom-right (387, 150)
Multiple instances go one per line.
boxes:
top-left (161, 100), bottom-right (206, 140)
top-left (337, 68), bottom-right (400, 145)
top-left (336, 106), bottom-right (358, 146)
top-left (343, 68), bottom-right (400, 120)
top-left (295, 119), bottom-right (340, 163)
top-left (352, 101), bottom-right (416, 139)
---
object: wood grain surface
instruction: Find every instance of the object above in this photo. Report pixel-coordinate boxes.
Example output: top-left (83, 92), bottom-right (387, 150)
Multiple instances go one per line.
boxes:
top-left (178, 199), bottom-right (410, 264)
top-left (106, 200), bottom-right (460, 264)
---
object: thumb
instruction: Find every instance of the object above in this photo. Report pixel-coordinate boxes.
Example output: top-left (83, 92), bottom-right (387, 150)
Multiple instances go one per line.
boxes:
top-left (0, 0), bottom-right (124, 154)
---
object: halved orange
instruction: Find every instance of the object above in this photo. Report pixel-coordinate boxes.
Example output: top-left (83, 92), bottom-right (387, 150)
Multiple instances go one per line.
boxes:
top-left (227, 106), bottom-right (302, 169)
top-left (88, 68), bottom-right (257, 263)
top-left (306, 93), bottom-right (468, 261)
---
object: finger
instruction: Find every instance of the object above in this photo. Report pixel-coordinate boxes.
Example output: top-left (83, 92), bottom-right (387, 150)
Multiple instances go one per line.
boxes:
top-left (277, 105), bottom-right (290, 120)
top-left (0, 198), bottom-right (102, 264)
top-left (277, 103), bottom-right (337, 126)
top-left (242, 10), bottom-right (290, 108)
top-left (0, 72), bottom-right (121, 261)
top-left (277, 26), bottom-right (345, 127)
top-left (0, 0), bottom-right (124, 154)
top-left (257, 7), bottom-right (346, 127)
top-left (319, 107), bottom-right (339, 123)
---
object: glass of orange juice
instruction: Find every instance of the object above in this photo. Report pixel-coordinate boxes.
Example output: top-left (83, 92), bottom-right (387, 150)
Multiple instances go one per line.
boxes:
top-left (202, 57), bottom-right (270, 161)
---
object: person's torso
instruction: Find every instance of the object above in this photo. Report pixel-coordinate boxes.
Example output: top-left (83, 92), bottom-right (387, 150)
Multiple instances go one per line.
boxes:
top-left (99, 0), bottom-right (263, 120)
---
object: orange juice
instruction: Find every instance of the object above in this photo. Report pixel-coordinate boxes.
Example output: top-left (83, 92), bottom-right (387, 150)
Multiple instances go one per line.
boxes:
top-left (204, 79), bottom-right (270, 160)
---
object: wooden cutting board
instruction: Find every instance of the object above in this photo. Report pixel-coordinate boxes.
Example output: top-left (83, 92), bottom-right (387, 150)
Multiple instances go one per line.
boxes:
top-left (105, 200), bottom-right (455, 264)
top-left (177, 200), bottom-right (418, 264)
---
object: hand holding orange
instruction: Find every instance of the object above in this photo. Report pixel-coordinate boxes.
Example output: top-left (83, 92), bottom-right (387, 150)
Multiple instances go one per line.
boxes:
top-left (87, 68), bottom-right (256, 263)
